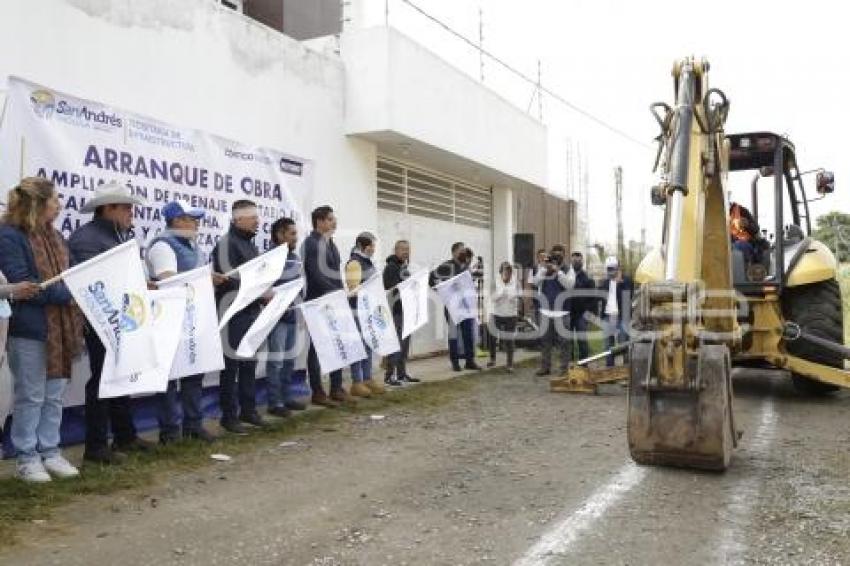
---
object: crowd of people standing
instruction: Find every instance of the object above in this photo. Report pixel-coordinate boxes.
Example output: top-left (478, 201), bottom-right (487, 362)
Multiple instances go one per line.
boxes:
top-left (0, 176), bottom-right (631, 483)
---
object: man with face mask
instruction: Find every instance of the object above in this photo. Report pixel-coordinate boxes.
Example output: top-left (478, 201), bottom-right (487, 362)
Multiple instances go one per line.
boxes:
top-left (147, 201), bottom-right (218, 444)
top-left (567, 251), bottom-right (595, 362)
top-left (212, 200), bottom-right (267, 434)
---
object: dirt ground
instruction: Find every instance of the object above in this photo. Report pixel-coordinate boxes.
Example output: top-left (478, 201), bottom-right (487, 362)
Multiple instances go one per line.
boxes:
top-left (1, 366), bottom-right (849, 566)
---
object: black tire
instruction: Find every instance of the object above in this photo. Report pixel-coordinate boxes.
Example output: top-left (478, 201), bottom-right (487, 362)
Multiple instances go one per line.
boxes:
top-left (782, 279), bottom-right (845, 395)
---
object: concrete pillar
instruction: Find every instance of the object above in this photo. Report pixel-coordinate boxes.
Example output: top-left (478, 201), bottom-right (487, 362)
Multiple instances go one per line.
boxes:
top-left (492, 185), bottom-right (514, 268)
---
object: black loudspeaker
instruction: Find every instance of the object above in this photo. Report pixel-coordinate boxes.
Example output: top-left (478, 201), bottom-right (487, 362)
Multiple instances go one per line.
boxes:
top-left (513, 233), bottom-right (535, 268)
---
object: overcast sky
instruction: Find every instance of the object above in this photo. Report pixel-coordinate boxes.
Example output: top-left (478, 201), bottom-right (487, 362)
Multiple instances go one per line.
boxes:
top-left (358, 0), bottom-right (849, 250)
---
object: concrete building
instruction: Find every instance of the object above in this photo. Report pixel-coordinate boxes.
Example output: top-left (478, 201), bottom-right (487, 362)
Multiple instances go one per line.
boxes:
top-left (0, 0), bottom-right (577, 364)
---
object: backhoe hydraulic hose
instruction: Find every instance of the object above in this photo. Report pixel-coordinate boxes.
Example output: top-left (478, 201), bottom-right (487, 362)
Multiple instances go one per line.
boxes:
top-left (783, 322), bottom-right (850, 361)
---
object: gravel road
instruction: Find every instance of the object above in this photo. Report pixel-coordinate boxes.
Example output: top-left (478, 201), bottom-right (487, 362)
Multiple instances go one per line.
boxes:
top-left (2, 367), bottom-right (849, 565)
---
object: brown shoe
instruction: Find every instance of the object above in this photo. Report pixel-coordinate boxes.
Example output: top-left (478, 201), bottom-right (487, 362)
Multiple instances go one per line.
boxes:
top-left (364, 379), bottom-right (386, 395)
top-left (312, 392), bottom-right (339, 408)
top-left (350, 382), bottom-right (372, 398)
top-left (330, 388), bottom-right (357, 404)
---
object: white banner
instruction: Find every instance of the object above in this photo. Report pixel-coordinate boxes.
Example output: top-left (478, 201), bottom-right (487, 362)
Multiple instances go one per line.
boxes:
top-left (0, 76), bottom-right (313, 256)
top-left (398, 269), bottom-right (430, 339)
top-left (218, 245), bottom-right (289, 330)
top-left (434, 270), bottom-right (477, 325)
top-left (356, 274), bottom-right (400, 356)
top-left (300, 290), bottom-right (367, 375)
top-left (236, 278), bottom-right (304, 358)
top-left (157, 264), bottom-right (225, 379)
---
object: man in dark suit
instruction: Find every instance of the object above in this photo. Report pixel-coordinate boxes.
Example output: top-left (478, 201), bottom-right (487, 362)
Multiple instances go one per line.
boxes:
top-left (598, 256), bottom-right (633, 367)
top-left (301, 205), bottom-right (356, 407)
top-left (212, 199), bottom-right (267, 433)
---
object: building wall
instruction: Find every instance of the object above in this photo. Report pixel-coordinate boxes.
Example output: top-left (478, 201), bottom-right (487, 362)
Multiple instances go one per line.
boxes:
top-left (341, 27), bottom-right (549, 191)
top-left (0, 0), bottom-right (378, 253)
top-left (514, 187), bottom-right (576, 256)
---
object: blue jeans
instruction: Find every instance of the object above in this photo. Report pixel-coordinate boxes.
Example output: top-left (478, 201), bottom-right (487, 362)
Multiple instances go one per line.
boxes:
top-left (7, 337), bottom-right (67, 464)
top-left (350, 347), bottom-right (373, 382)
top-left (267, 321), bottom-right (297, 407)
top-left (603, 316), bottom-right (628, 367)
top-left (448, 317), bottom-right (476, 365)
top-left (156, 374), bottom-right (205, 439)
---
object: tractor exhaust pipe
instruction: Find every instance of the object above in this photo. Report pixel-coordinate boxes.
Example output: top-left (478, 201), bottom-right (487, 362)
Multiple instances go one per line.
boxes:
top-left (783, 322), bottom-right (850, 360)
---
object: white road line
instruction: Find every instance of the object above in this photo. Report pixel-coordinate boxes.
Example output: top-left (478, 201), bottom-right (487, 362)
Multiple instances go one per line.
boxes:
top-left (514, 462), bottom-right (647, 566)
top-left (715, 398), bottom-right (778, 565)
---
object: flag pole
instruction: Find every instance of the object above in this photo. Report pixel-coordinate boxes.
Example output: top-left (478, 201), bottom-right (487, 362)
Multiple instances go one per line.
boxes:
top-left (39, 273), bottom-right (63, 289)
top-left (39, 240), bottom-right (138, 289)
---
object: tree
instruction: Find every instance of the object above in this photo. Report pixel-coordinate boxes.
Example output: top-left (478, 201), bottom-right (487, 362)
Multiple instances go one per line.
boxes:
top-left (813, 211), bottom-right (850, 263)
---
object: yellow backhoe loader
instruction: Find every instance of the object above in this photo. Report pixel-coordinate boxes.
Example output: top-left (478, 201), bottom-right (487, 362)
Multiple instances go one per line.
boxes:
top-left (555, 58), bottom-right (848, 471)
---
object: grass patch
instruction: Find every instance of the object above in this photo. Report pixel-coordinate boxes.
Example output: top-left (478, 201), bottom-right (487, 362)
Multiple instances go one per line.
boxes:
top-left (0, 374), bottom-right (479, 548)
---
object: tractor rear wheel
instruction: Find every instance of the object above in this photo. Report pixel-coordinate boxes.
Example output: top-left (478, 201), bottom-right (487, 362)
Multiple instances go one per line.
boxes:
top-left (782, 279), bottom-right (845, 395)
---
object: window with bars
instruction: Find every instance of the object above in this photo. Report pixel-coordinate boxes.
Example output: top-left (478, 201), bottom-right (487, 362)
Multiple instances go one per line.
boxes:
top-left (377, 157), bottom-right (492, 229)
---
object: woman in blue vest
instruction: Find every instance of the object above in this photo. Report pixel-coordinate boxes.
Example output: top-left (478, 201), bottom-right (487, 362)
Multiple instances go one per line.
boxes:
top-left (146, 201), bottom-right (217, 444)
top-left (344, 232), bottom-right (385, 398)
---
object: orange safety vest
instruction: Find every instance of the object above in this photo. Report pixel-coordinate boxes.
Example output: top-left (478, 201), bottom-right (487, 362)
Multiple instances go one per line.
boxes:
top-left (729, 203), bottom-right (752, 242)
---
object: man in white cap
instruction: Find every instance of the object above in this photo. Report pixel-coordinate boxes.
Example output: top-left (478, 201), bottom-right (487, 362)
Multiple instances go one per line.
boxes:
top-left (597, 256), bottom-right (633, 367)
top-left (69, 181), bottom-right (154, 465)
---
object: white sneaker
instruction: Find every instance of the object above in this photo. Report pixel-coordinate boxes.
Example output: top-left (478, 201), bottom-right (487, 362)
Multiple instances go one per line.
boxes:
top-left (16, 460), bottom-right (52, 483)
top-left (43, 455), bottom-right (80, 479)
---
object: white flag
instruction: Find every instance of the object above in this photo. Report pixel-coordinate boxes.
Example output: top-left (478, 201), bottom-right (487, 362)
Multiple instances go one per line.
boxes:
top-left (62, 240), bottom-right (156, 382)
top-left (148, 287), bottom-right (188, 372)
top-left (158, 264), bottom-right (226, 379)
top-left (434, 270), bottom-right (477, 324)
top-left (398, 269), bottom-right (430, 338)
top-left (97, 288), bottom-right (187, 398)
top-left (300, 290), bottom-right (367, 374)
top-left (218, 245), bottom-right (289, 330)
top-left (236, 278), bottom-right (304, 358)
top-left (356, 274), bottom-right (400, 356)
top-left (115, 250), bottom-right (158, 378)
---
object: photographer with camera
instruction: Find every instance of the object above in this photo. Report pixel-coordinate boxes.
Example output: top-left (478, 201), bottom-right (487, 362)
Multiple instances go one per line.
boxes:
top-left (532, 244), bottom-right (575, 376)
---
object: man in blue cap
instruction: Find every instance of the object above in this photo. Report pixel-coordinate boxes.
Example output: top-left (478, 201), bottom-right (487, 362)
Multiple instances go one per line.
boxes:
top-left (147, 201), bottom-right (218, 444)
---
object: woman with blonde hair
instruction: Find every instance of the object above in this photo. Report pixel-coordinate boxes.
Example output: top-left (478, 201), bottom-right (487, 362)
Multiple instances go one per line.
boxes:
top-left (0, 177), bottom-right (83, 482)
top-left (0, 200), bottom-right (41, 459)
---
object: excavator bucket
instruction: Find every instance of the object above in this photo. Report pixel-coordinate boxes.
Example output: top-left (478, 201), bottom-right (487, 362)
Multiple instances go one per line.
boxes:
top-left (627, 342), bottom-right (737, 471)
